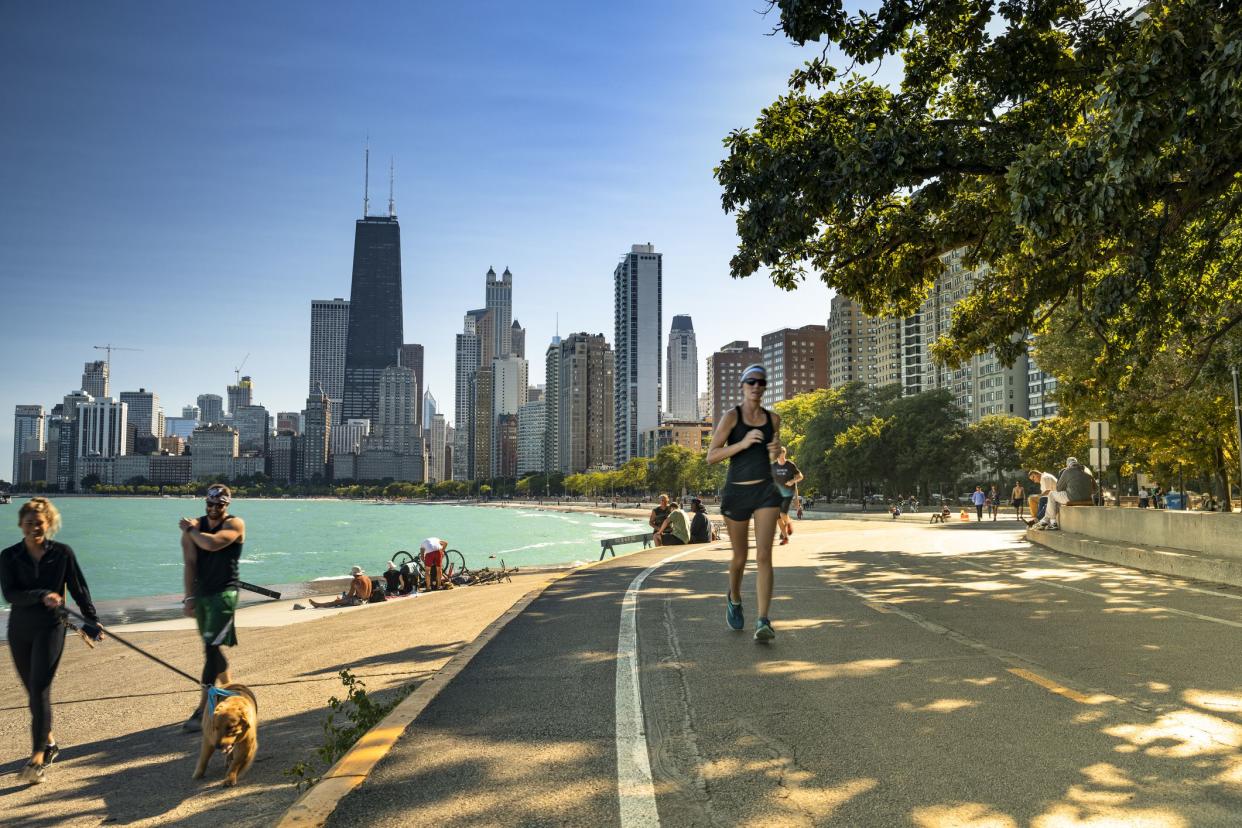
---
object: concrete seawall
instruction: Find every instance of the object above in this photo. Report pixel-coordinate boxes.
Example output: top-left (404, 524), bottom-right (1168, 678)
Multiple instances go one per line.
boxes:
top-left (1029, 506), bottom-right (1242, 587)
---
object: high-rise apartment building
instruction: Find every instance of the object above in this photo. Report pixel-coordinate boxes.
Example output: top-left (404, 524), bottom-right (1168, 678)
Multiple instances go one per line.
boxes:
top-left (555, 333), bottom-right (615, 474)
top-left (666, 315), bottom-right (699, 420)
top-left (491, 357), bottom-right (528, 477)
top-left (495, 414), bottom-right (518, 479)
top-left (828, 296), bottom-right (871, 388)
top-left (63, 391), bottom-right (93, 422)
top-left (708, 341), bottom-right (762, 426)
top-left (301, 390), bottom-right (332, 481)
top-left (227, 376), bottom-right (253, 416)
top-left (77, 398), bottom-right (128, 459)
top-left (342, 211), bottom-right (404, 425)
top-left (331, 418), bottom-right (371, 456)
top-left (276, 411), bottom-right (302, 434)
top-left (182, 405), bottom-right (201, 421)
top-left (197, 394), bottom-right (224, 425)
top-left (453, 311), bottom-right (484, 481)
top-left (614, 243), bottom-right (662, 465)
top-left (269, 432), bottom-right (301, 484)
top-left (377, 365), bottom-right (419, 454)
top-left (486, 267), bottom-right (513, 358)
top-left (81, 361), bottom-right (109, 398)
top-left (233, 404), bottom-right (270, 455)
top-left (119, 388), bottom-right (164, 439)
top-left (472, 367), bottom-right (494, 480)
top-left (761, 325), bottom-right (829, 406)
top-left (310, 298), bottom-right (350, 423)
top-left (398, 344), bottom-right (424, 428)
top-left (517, 398), bottom-right (545, 476)
top-left (12, 405), bottom-right (45, 483)
top-left (47, 414), bottom-right (76, 492)
top-left (543, 337), bottom-right (561, 475)
top-left (190, 425), bottom-right (238, 481)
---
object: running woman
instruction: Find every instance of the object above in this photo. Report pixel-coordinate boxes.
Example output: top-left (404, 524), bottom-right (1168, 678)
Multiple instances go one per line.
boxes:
top-left (1, 497), bottom-right (103, 784)
top-left (707, 364), bottom-right (784, 641)
top-left (179, 484), bottom-right (246, 732)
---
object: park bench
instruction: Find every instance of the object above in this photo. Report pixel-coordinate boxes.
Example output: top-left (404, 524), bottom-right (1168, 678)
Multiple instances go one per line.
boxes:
top-left (599, 532), bottom-right (654, 560)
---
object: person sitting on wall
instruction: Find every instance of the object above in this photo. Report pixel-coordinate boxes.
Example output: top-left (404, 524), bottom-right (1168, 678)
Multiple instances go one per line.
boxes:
top-left (310, 566), bottom-right (372, 607)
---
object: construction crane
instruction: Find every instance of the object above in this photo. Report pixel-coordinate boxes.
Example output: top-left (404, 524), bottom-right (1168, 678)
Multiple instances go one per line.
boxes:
top-left (234, 353), bottom-right (250, 385)
top-left (93, 343), bottom-right (143, 372)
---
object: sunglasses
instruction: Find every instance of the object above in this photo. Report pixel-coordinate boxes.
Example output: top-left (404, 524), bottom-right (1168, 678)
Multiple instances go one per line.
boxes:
top-left (743, 378), bottom-right (767, 387)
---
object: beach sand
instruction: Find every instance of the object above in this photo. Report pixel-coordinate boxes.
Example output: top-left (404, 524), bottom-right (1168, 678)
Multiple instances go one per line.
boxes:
top-left (0, 570), bottom-right (555, 827)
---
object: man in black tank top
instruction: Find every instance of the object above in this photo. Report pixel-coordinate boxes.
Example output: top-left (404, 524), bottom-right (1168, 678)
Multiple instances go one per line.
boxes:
top-left (178, 483), bottom-right (246, 732)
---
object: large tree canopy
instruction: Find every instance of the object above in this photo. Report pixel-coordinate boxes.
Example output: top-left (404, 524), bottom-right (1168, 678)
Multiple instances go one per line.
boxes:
top-left (718, 0), bottom-right (1242, 376)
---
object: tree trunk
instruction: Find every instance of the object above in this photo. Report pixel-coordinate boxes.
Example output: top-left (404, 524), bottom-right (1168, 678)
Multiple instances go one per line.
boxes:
top-left (1215, 442), bottom-right (1232, 513)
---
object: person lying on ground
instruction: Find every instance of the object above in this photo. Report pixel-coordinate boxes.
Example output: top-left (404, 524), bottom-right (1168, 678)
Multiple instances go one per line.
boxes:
top-left (310, 566), bottom-right (372, 607)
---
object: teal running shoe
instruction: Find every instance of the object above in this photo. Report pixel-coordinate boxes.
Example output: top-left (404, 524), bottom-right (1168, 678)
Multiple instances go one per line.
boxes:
top-left (754, 617), bottom-right (775, 641)
top-left (726, 595), bottom-right (744, 630)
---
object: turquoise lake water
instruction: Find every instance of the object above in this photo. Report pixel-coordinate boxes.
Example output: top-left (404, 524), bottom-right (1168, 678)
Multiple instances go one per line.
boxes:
top-left (0, 498), bottom-right (645, 606)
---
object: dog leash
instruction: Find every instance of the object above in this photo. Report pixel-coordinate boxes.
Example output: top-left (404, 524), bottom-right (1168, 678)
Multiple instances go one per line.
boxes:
top-left (207, 685), bottom-right (238, 713)
top-left (58, 606), bottom-right (201, 687)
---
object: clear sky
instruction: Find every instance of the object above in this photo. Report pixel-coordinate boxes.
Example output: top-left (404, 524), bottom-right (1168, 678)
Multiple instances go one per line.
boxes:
top-left (0, 2), bottom-right (880, 477)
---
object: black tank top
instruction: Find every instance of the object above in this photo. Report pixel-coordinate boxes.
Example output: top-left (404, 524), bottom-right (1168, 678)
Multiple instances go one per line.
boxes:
top-left (726, 406), bottom-right (774, 483)
top-left (195, 515), bottom-right (242, 595)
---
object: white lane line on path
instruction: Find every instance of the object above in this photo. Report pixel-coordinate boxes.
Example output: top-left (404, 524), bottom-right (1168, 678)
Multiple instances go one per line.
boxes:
top-left (616, 547), bottom-right (697, 828)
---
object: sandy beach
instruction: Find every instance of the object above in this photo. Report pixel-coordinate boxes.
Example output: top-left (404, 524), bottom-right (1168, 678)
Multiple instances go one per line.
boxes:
top-left (0, 571), bottom-right (556, 827)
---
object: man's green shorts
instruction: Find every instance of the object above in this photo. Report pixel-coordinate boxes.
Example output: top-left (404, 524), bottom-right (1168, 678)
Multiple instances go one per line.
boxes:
top-left (195, 589), bottom-right (239, 647)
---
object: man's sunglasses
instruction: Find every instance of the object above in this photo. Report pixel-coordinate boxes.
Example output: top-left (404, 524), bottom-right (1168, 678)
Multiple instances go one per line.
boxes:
top-left (743, 378), bottom-right (767, 387)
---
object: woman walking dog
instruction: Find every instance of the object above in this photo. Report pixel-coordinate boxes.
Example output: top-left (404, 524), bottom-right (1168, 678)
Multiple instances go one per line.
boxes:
top-left (707, 364), bottom-right (784, 641)
top-left (1, 497), bottom-right (103, 784)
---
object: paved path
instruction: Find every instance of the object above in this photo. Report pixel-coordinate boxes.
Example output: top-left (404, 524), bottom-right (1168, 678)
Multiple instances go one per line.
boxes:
top-left (328, 519), bottom-right (1242, 827)
top-left (0, 573), bottom-right (554, 827)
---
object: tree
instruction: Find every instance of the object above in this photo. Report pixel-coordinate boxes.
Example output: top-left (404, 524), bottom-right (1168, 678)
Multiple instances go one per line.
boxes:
top-left (718, 1), bottom-right (1242, 384)
top-left (650, 445), bottom-right (697, 496)
top-left (825, 417), bottom-right (892, 497)
top-left (969, 415), bottom-right (1031, 485)
top-left (1017, 417), bottom-right (1090, 476)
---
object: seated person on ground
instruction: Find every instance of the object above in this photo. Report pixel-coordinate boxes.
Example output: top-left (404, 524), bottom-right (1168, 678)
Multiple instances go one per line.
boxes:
top-left (383, 561), bottom-right (402, 595)
top-left (657, 501), bottom-right (691, 546)
top-left (688, 498), bottom-right (712, 544)
top-left (311, 565), bottom-right (373, 607)
top-left (397, 562), bottom-right (418, 595)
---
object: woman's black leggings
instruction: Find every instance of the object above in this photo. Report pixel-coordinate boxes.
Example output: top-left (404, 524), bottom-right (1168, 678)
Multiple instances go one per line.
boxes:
top-left (8, 624), bottom-right (66, 754)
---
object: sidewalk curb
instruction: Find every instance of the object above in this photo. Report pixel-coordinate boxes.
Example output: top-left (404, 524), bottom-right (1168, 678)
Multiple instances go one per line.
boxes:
top-left (273, 548), bottom-right (656, 828)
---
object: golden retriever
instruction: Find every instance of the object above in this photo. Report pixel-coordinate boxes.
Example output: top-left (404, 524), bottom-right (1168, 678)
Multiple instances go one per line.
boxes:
top-left (192, 683), bottom-right (258, 786)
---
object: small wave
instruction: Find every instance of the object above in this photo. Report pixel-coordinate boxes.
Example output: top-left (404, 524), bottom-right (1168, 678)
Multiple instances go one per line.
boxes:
top-left (238, 558), bottom-right (260, 565)
top-left (493, 539), bottom-right (584, 555)
top-left (590, 521), bottom-right (639, 529)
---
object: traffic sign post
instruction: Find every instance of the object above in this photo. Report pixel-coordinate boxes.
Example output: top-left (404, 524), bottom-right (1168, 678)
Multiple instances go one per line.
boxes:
top-left (1089, 420), bottom-right (1111, 506)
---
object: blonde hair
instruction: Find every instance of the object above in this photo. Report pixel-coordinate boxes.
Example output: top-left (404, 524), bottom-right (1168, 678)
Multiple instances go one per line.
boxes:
top-left (19, 497), bottom-right (62, 539)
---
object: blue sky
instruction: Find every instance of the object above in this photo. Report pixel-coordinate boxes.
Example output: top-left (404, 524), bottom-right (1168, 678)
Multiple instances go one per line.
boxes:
top-left (0, 2), bottom-right (891, 477)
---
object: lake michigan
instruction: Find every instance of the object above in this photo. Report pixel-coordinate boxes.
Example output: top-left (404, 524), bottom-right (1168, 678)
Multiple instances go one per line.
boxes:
top-left (0, 498), bottom-right (645, 607)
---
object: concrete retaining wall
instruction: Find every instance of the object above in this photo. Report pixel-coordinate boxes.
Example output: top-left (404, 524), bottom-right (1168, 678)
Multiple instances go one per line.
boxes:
top-left (1059, 506), bottom-right (1242, 562)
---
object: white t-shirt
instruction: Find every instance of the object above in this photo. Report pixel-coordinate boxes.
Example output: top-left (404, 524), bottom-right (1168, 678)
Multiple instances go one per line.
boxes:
top-left (421, 537), bottom-right (444, 555)
top-left (1039, 472), bottom-right (1057, 494)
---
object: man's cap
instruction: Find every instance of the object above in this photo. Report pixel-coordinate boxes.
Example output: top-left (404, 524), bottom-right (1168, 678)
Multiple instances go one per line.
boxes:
top-left (740, 364), bottom-right (766, 383)
top-left (1067, 456), bottom-right (1079, 466)
top-left (387, 561), bottom-right (397, 571)
top-left (350, 565), bottom-right (364, 575)
top-left (691, 497), bottom-right (702, 506)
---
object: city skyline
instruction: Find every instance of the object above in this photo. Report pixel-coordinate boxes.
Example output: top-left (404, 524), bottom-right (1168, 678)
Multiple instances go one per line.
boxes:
top-left (0, 3), bottom-right (874, 478)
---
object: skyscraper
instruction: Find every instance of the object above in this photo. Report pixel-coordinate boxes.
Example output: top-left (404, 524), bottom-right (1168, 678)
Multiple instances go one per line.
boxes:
top-left (398, 344), bottom-right (424, 428)
top-left (227, 376), bottom-right (253, 416)
top-left (517, 398), bottom-right (545, 477)
top-left (543, 336), bottom-right (561, 475)
top-left (511, 320), bottom-right (525, 359)
top-left (310, 298), bottom-right (350, 423)
top-left (342, 208), bottom-right (404, 425)
top-left (233, 404), bottom-right (270, 455)
top-left (197, 394), bottom-right (224, 425)
top-left (119, 388), bottom-right (164, 439)
top-left (12, 405), bottom-right (45, 483)
top-left (77, 398), bottom-right (128, 459)
top-left (427, 413), bottom-right (447, 484)
top-left (81, 361), bottom-right (109, 399)
top-left (666, 315), bottom-right (698, 420)
top-left (453, 309), bottom-right (486, 480)
top-left (301, 388), bottom-right (332, 481)
top-left (423, 388), bottom-right (438, 431)
top-left (486, 267), bottom-right (513, 357)
top-left (614, 244), bottom-right (662, 465)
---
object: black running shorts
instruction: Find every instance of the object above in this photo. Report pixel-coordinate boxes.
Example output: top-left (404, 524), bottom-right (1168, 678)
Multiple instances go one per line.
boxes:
top-left (779, 495), bottom-right (794, 514)
top-left (721, 482), bottom-right (784, 522)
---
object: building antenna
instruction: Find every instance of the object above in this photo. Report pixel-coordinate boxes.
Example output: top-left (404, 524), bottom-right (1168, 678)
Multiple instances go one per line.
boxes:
top-left (556, 312), bottom-right (559, 337)
top-left (388, 156), bottom-right (395, 217)
top-left (363, 137), bottom-right (371, 218)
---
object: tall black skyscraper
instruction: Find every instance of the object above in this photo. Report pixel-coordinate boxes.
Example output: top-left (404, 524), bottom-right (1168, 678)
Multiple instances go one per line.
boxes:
top-left (342, 153), bottom-right (404, 424)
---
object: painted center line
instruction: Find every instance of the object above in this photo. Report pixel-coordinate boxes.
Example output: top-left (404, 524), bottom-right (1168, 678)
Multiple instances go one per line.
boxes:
top-left (616, 547), bottom-right (696, 828)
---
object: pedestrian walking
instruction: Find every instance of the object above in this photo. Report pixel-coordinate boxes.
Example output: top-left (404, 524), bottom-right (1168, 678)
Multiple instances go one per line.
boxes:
top-left (1011, 480), bottom-right (1026, 521)
top-left (988, 485), bottom-right (1000, 521)
top-left (1, 497), bottom-right (104, 784)
top-left (971, 486), bottom-right (986, 521)
top-left (707, 363), bottom-right (783, 642)
top-left (179, 484), bottom-right (246, 733)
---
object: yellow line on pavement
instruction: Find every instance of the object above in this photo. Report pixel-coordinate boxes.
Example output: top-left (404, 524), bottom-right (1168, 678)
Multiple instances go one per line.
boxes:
top-left (1007, 667), bottom-right (1119, 706)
